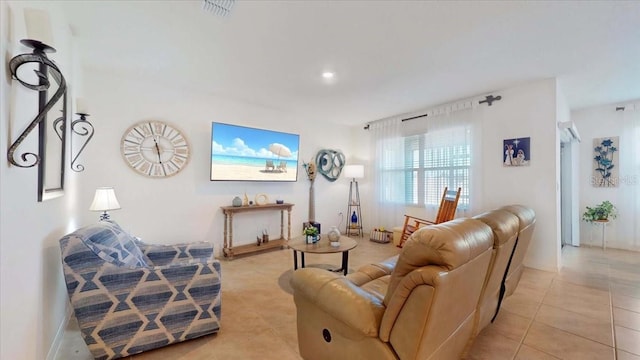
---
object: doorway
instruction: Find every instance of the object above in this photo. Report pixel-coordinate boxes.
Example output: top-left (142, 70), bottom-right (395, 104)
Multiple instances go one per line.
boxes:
top-left (560, 141), bottom-right (579, 248)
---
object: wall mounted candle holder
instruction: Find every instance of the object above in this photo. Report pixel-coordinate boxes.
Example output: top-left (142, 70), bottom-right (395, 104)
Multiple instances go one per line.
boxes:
top-left (8, 38), bottom-right (67, 201)
top-left (70, 111), bottom-right (94, 172)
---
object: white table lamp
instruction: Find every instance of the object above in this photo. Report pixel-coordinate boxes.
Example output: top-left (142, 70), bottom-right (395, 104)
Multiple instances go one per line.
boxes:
top-left (89, 187), bottom-right (121, 221)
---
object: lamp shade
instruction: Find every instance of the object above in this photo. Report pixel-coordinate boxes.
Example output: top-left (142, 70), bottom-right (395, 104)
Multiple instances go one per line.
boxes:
top-left (89, 187), bottom-right (121, 212)
top-left (343, 164), bottom-right (364, 179)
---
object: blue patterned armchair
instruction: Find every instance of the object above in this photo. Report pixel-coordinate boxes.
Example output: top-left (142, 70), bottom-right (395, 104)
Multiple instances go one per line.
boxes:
top-left (59, 220), bottom-right (221, 360)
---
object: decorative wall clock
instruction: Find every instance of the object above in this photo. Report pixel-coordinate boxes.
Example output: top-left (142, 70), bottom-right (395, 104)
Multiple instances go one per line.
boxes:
top-left (121, 121), bottom-right (190, 178)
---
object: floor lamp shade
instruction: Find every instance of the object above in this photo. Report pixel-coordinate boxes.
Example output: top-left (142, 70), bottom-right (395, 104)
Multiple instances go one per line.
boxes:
top-left (90, 187), bottom-right (121, 220)
top-left (343, 164), bottom-right (364, 180)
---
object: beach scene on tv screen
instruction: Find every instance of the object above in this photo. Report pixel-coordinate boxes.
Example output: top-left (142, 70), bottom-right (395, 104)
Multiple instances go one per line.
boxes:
top-left (211, 123), bottom-right (299, 181)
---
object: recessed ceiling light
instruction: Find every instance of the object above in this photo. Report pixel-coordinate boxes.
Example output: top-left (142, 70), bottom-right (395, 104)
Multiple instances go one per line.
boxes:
top-left (322, 72), bottom-right (335, 79)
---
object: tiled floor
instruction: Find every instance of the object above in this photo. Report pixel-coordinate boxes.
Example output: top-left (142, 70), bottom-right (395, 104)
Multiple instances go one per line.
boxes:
top-left (56, 241), bottom-right (640, 360)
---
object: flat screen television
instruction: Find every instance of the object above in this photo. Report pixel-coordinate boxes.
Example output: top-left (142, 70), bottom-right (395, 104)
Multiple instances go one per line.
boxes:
top-left (210, 122), bottom-right (299, 182)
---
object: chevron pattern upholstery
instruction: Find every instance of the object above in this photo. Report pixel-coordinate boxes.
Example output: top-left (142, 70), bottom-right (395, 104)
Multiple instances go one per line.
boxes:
top-left (60, 221), bottom-right (221, 360)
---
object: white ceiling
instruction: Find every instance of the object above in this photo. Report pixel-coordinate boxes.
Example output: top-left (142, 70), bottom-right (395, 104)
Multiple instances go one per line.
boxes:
top-left (58, 1), bottom-right (640, 125)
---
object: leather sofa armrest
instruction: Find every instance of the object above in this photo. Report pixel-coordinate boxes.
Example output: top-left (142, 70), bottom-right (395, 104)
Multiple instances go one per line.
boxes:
top-left (291, 268), bottom-right (386, 337)
top-left (347, 255), bottom-right (398, 286)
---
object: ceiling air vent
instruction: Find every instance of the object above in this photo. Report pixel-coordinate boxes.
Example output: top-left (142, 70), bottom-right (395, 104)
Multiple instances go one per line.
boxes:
top-left (202, 0), bottom-right (235, 17)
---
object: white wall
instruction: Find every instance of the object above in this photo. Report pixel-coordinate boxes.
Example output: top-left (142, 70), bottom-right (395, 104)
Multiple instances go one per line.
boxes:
top-left (1, 2), bottom-right (82, 359)
top-left (79, 70), bottom-right (353, 256)
top-left (573, 101), bottom-right (640, 251)
top-left (477, 79), bottom-right (561, 272)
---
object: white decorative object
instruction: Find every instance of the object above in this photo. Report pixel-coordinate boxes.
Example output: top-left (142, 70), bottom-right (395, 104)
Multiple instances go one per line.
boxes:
top-left (255, 193), bottom-right (269, 206)
top-left (328, 226), bottom-right (341, 247)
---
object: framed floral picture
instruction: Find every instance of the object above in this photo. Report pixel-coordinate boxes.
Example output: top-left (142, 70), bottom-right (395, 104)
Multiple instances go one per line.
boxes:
top-left (503, 137), bottom-right (530, 167)
top-left (592, 136), bottom-right (619, 187)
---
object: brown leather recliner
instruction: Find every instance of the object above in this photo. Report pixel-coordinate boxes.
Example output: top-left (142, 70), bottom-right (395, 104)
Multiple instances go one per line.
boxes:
top-left (498, 205), bottom-right (536, 297)
top-left (290, 218), bottom-right (494, 360)
top-left (468, 209), bottom-right (520, 339)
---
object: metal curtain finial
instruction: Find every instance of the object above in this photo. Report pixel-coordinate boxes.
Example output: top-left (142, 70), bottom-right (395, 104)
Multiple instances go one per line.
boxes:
top-left (479, 95), bottom-right (502, 106)
top-left (70, 113), bottom-right (94, 172)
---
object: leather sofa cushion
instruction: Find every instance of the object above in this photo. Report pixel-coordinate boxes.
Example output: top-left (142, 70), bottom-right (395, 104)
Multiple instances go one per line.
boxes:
top-left (473, 210), bottom-right (520, 248)
top-left (384, 218), bottom-right (493, 306)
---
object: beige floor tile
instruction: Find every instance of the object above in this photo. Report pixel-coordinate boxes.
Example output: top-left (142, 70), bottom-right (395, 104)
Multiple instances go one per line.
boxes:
top-left (523, 321), bottom-right (614, 360)
top-left (514, 345), bottom-right (561, 360)
top-left (502, 292), bottom-right (542, 319)
top-left (518, 268), bottom-right (556, 290)
top-left (548, 278), bottom-right (611, 305)
top-left (535, 304), bottom-right (613, 346)
top-left (616, 325), bottom-right (640, 356)
top-left (543, 285), bottom-right (612, 322)
top-left (618, 350), bottom-right (640, 360)
top-left (555, 267), bottom-right (610, 291)
top-left (487, 311), bottom-right (531, 342)
top-left (614, 307), bottom-right (640, 331)
top-left (611, 283), bottom-right (640, 299)
top-left (464, 331), bottom-right (520, 360)
top-left (512, 282), bottom-right (547, 303)
top-left (613, 294), bottom-right (640, 313)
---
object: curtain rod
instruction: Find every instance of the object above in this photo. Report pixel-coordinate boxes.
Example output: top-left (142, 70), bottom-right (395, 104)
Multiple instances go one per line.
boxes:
top-left (364, 93), bottom-right (502, 130)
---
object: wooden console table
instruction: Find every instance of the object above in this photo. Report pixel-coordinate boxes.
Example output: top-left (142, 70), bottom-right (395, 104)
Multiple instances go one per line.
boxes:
top-left (221, 203), bottom-right (294, 258)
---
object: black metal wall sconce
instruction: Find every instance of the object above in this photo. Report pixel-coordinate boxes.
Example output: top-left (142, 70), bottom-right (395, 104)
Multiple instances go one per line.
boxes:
top-left (6, 8), bottom-right (95, 202)
top-left (8, 36), bottom-right (68, 201)
top-left (7, 38), bottom-right (66, 168)
top-left (70, 101), bottom-right (94, 172)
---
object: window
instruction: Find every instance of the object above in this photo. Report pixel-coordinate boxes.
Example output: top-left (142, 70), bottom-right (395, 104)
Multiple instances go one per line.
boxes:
top-left (386, 126), bottom-right (470, 207)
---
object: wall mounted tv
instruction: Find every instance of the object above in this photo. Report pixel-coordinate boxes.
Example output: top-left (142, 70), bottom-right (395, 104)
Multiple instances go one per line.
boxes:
top-left (210, 122), bottom-right (299, 182)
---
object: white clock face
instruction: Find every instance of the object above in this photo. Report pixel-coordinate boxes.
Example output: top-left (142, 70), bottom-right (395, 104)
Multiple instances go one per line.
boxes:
top-left (121, 121), bottom-right (190, 178)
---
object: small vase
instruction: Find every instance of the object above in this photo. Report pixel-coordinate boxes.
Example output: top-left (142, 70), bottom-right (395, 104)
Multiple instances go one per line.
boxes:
top-left (306, 234), bottom-right (319, 244)
top-left (232, 196), bottom-right (242, 207)
top-left (328, 226), bottom-right (341, 247)
top-left (351, 211), bottom-right (358, 224)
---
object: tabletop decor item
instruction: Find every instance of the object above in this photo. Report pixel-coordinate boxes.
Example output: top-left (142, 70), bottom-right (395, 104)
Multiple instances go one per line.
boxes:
top-left (328, 226), bottom-right (341, 247)
top-left (303, 225), bottom-right (320, 244)
top-left (232, 196), bottom-right (242, 207)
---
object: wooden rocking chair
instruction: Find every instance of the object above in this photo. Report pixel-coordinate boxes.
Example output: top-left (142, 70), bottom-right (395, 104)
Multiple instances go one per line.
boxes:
top-left (399, 187), bottom-right (462, 247)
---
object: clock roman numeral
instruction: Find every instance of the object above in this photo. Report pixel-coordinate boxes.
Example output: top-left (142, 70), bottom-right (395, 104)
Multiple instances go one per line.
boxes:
top-left (123, 145), bottom-right (140, 154)
top-left (164, 162), bottom-right (178, 175)
top-left (136, 160), bottom-right (152, 175)
top-left (125, 135), bottom-right (143, 145)
top-left (151, 164), bottom-right (165, 177)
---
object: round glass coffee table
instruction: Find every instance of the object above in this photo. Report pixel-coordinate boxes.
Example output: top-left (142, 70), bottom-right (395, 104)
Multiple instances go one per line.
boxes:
top-left (289, 235), bottom-right (358, 276)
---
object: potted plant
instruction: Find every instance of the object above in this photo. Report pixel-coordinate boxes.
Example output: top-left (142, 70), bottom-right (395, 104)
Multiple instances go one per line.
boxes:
top-left (582, 200), bottom-right (618, 223)
top-left (303, 225), bottom-right (320, 244)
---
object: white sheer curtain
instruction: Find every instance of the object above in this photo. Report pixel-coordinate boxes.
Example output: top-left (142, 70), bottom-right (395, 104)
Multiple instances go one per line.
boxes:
top-left (369, 99), bottom-right (483, 229)
top-left (617, 102), bottom-right (640, 248)
top-left (370, 117), bottom-right (405, 229)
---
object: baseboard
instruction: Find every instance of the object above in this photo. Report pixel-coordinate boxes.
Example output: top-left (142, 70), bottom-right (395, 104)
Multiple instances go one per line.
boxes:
top-left (45, 302), bottom-right (73, 360)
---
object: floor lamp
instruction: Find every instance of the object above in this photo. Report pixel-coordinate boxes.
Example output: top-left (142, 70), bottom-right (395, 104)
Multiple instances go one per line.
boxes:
top-left (344, 165), bottom-right (364, 236)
